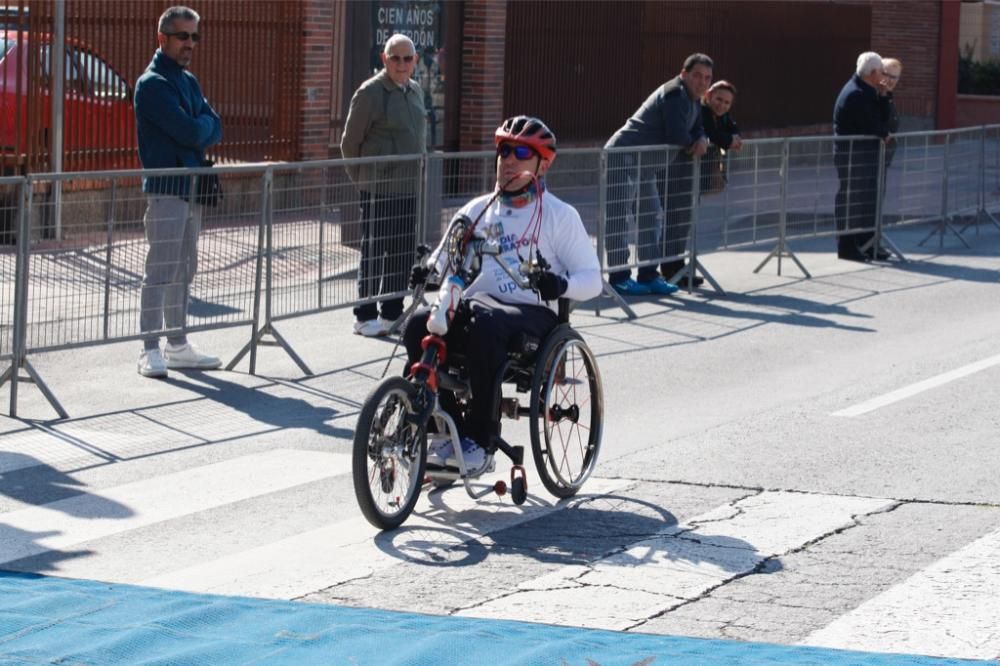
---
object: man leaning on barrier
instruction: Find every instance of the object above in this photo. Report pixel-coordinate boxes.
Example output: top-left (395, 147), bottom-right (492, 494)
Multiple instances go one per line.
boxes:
top-left (833, 51), bottom-right (890, 263)
top-left (605, 53), bottom-right (713, 295)
top-left (341, 34), bottom-right (427, 338)
top-left (134, 5), bottom-right (223, 378)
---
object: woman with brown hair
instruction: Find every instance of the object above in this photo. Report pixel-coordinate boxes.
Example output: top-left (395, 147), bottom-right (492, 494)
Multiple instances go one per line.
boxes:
top-left (700, 80), bottom-right (743, 197)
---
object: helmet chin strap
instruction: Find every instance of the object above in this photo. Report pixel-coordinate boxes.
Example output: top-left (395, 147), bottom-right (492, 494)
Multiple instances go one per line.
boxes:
top-left (499, 168), bottom-right (544, 202)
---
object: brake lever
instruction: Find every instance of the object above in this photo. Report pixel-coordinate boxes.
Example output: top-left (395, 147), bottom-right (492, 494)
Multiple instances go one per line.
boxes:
top-left (535, 250), bottom-right (551, 272)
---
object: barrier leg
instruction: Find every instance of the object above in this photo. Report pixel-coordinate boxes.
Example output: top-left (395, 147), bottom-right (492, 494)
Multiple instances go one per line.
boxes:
top-left (960, 208), bottom-right (1000, 234)
top-left (690, 256), bottom-right (725, 296)
top-left (600, 280), bottom-right (638, 319)
top-left (980, 208), bottom-right (1000, 231)
top-left (753, 240), bottom-right (811, 278)
top-left (227, 322), bottom-right (313, 376)
top-left (857, 233), bottom-right (905, 262)
top-left (917, 219), bottom-right (970, 249)
top-left (226, 168), bottom-right (313, 376)
top-left (878, 232), bottom-right (907, 262)
top-left (0, 357), bottom-right (69, 420)
top-left (663, 259), bottom-right (727, 295)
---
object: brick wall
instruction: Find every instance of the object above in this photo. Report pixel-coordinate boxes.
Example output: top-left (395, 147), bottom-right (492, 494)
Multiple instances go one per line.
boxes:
top-left (870, 1), bottom-right (942, 129)
top-left (956, 94), bottom-right (1000, 127)
top-left (300, 0), bottom-right (336, 161)
top-left (300, 0), bottom-right (952, 157)
top-left (459, 0), bottom-right (507, 151)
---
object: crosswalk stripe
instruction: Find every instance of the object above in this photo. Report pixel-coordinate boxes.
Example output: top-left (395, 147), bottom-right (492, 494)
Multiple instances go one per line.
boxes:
top-left (456, 491), bottom-right (895, 630)
top-left (801, 525), bottom-right (1000, 660)
top-left (0, 449), bottom-right (350, 565)
top-left (139, 477), bottom-right (629, 598)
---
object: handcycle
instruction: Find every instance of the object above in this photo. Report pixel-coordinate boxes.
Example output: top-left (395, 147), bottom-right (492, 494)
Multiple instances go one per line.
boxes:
top-left (351, 212), bottom-right (604, 530)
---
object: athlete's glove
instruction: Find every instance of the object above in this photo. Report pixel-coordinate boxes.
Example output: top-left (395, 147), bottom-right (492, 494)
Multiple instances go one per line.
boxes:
top-left (409, 263), bottom-right (430, 289)
top-left (536, 271), bottom-right (568, 301)
top-left (409, 245), bottom-right (433, 289)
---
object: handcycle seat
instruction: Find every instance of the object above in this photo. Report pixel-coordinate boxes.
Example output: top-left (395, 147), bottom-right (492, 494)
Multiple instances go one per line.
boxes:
top-left (439, 297), bottom-right (573, 364)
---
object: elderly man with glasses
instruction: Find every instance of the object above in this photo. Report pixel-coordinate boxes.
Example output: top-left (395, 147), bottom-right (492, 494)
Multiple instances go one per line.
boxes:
top-left (134, 5), bottom-right (223, 378)
top-left (341, 34), bottom-right (427, 337)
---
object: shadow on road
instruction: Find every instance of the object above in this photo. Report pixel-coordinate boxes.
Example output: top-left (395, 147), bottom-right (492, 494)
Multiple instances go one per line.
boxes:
top-left (373, 493), bottom-right (780, 577)
top-left (0, 452), bottom-right (134, 518)
top-left (162, 371), bottom-right (355, 440)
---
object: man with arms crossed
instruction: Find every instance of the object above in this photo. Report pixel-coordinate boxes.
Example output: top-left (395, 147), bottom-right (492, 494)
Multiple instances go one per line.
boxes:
top-left (134, 5), bottom-right (223, 377)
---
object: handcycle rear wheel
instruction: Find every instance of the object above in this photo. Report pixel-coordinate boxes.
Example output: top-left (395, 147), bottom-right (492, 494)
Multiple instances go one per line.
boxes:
top-left (529, 326), bottom-right (603, 498)
top-left (352, 376), bottom-right (427, 530)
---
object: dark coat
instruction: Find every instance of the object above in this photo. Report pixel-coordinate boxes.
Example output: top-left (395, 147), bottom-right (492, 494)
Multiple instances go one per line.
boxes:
top-left (833, 74), bottom-right (887, 165)
top-left (700, 103), bottom-right (740, 193)
top-left (833, 74), bottom-right (888, 138)
top-left (606, 76), bottom-right (704, 149)
top-left (135, 50), bottom-right (222, 197)
top-left (701, 103), bottom-right (740, 150)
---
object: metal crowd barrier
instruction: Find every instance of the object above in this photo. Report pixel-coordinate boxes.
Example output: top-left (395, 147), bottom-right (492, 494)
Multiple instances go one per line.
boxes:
top-left (1, 125), bottom-right (998, 418)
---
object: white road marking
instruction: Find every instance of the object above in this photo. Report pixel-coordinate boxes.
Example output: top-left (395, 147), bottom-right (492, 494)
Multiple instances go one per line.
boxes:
top-left (832, 352), bottom-right (1000, 417)
top-left (457, 491), bottom-right (895, 630)
top-left (802, 526), bottom-right (1000, 660)
top-left (0, 449), bottom-right (350, 565)
top-left (139, 477), bottom-right (628, 598)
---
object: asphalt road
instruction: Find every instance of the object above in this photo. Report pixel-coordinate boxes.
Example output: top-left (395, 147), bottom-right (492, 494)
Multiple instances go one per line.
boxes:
top-left (1, 220), bottom-right (999, 662)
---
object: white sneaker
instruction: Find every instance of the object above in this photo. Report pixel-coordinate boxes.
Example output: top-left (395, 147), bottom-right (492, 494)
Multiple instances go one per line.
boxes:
top-left (353, 317), bottom-right (391, 337)
top-left (137, 349), bottom-right (168, 378)
top-left (426, 435), bottom-right (453, 467)
top-left (445, 437), bottom-right (487, 471)
top-left (163, 342), bottom-right (222, 369)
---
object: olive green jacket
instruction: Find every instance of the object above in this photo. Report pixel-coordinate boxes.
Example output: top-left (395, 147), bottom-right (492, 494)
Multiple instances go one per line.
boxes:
top-left (341, 70), bottom-right (426, 194)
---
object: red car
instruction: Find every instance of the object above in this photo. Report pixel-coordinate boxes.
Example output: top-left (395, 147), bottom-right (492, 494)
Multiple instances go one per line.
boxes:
top-left (1, 30), bottom-right (137, 173)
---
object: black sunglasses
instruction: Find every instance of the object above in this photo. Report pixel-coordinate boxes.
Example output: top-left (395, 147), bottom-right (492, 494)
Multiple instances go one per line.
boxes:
top-left (164, 31), bottom-right (200, 43)
top-left (497, 142), bottom-right (536, 161)
top-left (387, 54), bottom-right (415, 63)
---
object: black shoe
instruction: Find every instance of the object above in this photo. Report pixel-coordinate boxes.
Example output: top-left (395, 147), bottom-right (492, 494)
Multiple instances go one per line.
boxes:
top-left (659, 260), bottom-right (685, 281)
top-left (868, 248), bottom-right (891, 261)
top-left (837, 252), bottom-right (870, 263)
top-left (676, 275), bottom-right (704, 289)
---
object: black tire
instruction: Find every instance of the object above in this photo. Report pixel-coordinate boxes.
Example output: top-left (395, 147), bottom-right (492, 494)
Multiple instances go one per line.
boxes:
top-left (511, 475), bottom-right (527, 505)
top-left (352, 376), bottom-right (427, 530)
top-left (529, 325), bottom-right (604, 498)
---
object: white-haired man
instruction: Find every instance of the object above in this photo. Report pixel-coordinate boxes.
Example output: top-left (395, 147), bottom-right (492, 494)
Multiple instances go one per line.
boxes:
top-left (833, 51), bottom-right (890, 262)
top-left (341, 34), bottom-right (427, 336)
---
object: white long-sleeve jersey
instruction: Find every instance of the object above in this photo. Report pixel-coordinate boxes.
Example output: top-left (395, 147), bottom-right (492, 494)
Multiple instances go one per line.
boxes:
top-left (435, 190), bottom-right (602, 313)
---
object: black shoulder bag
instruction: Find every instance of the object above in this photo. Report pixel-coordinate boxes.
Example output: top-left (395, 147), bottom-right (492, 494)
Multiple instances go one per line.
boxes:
top-left (195, 159), bottom-right (223, 208)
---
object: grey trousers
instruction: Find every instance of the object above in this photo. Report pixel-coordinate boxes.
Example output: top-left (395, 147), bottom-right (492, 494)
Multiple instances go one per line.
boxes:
top-left (140, 195), bottom-right (202, 348)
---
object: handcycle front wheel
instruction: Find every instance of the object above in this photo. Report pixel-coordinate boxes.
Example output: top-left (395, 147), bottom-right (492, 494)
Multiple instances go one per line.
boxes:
top-left (352, 376), bottom-right (427, 530)
top-left (529, 326), bottom-right (604, 498)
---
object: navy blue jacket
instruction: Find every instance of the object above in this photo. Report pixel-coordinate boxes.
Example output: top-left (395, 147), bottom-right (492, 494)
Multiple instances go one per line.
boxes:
top-left (833, 74), bottom-right (887, 165)
top-left (134, 50), bottom-right (222, 197)
top-left (606, 76), bottom-right (704, 149)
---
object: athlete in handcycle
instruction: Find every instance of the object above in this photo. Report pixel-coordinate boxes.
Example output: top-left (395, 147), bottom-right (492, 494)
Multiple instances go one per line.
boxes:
top-left (352, 116), bottom-right (604, 530)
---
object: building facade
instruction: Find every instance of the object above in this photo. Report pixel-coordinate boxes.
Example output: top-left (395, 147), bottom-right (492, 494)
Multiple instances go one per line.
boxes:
top-left (307, 0), bottom-right (961, 161)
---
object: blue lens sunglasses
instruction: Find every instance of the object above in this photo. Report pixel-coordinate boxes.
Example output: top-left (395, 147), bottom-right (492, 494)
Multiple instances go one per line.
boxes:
top-left (497, 143), bottom-right (537, 160)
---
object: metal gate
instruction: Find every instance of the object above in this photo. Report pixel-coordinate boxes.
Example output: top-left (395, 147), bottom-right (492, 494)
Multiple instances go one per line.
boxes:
top-left (0, 0), bottom-right (304, 176)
